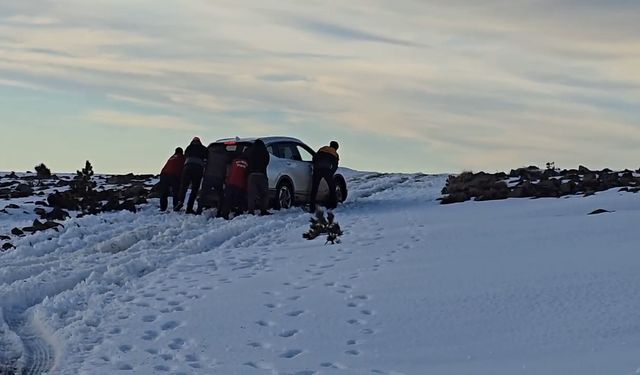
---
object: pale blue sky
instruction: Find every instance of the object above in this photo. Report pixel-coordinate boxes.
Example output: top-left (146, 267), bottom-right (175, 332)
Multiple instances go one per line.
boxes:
top-left (1, 0), bottom-right (639, 174)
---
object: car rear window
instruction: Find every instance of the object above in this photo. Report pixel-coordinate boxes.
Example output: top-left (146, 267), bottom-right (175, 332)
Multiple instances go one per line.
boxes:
top-left (219, 141), bottom-right (251, 154)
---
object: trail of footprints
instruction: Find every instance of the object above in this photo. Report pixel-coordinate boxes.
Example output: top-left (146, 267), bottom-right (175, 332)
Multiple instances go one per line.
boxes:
top-left (243, 261), bottom-right (378, 374)
top-left (101, 272), bottom-right (214, 372)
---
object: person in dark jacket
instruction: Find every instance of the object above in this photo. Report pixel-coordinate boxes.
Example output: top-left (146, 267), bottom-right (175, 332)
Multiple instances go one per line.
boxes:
top-left (309, 141), bottom-right (340, 213)
top-left (198, 143), bottom-right (230, 214)
top-left (219, 152), bottom-right (249, 220)
top-left (159, 147), bottom-right (185, 212)
top-left (246, 139), bottom-right (271, 216)
top-left (176, 137), bottom-right (208, 214)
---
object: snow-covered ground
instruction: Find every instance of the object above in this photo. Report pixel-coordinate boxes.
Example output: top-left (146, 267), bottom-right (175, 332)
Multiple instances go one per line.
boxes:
top-left (1, 172), bottom-right (640, 374)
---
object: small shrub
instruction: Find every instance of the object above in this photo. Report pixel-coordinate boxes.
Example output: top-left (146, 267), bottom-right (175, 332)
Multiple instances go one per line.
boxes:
top-left (34, 163), bottom-right (52, 178)
top-left (303, 210), bottom-right (343, 244)
top-left (71, 160), bottom-right (96, 194)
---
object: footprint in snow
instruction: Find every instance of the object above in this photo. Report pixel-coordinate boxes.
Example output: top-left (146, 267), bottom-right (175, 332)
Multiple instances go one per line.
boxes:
top-left (347, 319), bottom-right (366, 325)
top-left (142, 315), bottom-right (157, 323)
top-left (161, 321), bottom-right (180, 331)
top-left (256, 320), bottom-right (275, 327)
top-left (280, 349), bottom-right (304, 359)
top-left (141, 330), bottom-right (158, 341)
top-left (279, 329), bottom-right (299, 338)
top-left (244, 361), bottom-right (274, 370)
top-left (286, 310), bottom-right (305, 317)
top-left (168, 338), bottom-right (186, 350)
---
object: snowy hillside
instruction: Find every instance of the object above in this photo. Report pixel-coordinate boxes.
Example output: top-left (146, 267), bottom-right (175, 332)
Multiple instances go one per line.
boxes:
top-left (1, 172), bottom-right (640, 374)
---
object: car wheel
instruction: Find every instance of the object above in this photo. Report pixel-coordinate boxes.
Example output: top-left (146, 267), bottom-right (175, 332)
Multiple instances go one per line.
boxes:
top-left (275, 181), bottom-right (293, 210)
top-left (335, 177), bottom-right (347, 203)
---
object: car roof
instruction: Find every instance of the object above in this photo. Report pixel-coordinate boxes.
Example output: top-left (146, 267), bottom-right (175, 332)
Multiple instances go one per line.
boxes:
top-left (213, 136), bottom-right (304, 145)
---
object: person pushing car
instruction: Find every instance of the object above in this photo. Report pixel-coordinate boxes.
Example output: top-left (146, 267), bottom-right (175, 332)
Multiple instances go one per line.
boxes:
top-left (309, 141), bottom-right (340, 213)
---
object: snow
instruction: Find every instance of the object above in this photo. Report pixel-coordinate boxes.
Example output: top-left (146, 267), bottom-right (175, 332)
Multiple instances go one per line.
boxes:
top-left (2, 172), bottom-right (640, 374)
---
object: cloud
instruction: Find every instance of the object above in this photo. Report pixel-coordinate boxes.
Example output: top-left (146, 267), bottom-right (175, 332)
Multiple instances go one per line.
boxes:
top-left (1, 0), bottom-right (639, 172)
top-left (275, 15), bottom-right (425, 47)
top-left (85, 110), bottom-right (205, 131)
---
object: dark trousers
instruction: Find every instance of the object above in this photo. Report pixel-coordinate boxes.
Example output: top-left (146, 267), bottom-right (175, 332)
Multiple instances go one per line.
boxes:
top-left (198, 176), bottom-right (225, 212)
top-left (220, 186), bottom-right (246, 219)
top-left (310, 168), bottom-right (337, 211)
top-left (247, 173), bottom-right (269, 213)
top-left (179, 164), bottom-right (204, 211)
top-left (159, 174), bottom-right (180, 211)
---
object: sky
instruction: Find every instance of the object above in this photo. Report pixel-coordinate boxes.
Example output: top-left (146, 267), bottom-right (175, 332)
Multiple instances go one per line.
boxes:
top-left (1, 0), bottom-right (639, 174)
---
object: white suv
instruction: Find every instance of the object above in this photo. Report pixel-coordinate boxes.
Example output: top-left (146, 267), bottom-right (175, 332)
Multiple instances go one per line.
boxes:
top-left (209, 136), bottom-right (348, 209)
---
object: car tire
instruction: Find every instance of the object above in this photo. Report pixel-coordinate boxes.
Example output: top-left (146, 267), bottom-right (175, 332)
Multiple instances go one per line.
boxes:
top-left (274, 180), bottom-right (294, 210)
top-left (335, 177), bottom-right (347, 203)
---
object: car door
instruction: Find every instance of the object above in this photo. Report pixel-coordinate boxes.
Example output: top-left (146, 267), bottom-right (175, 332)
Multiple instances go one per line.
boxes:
top-left (278, 142), bottom-right (312, 199)
top-left (265, 142), bottom-right (286, 191)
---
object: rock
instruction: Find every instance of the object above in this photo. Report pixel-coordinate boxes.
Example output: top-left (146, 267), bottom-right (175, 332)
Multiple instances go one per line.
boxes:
top-left (588, 209), bottom-right (612, 215)
top-left (582, 173), bottom-right (599, 189)
top-left (11, 227), bottom-right (24, 236)
top-left (123, 185), bottom-right (148, 199)
top-left (0, 235), bottom-right (10, 241)
top-left (118, 199), bottom-right (137, 213)
top-left (133, 197), bottom-right (148, 205)
top-left (599, 172), bottom-right (621, 189)
top-left (2, 243), bottom-right (15, 251)
top-left (578, 165), bottom-right (591, 174)
top-left (15, 183), bottom-right (33, 195)
top-left (47, 192), bottom-right (80, 210)
top-left (440, 192), bottom-right (470, 204)
top-left (541, 168), bottom-right (559, 179)
top-left (5, 204), bottom-right (20, 209)
top-left (34, 207), bottom-right (47, 217)
top-left (44, 207), bottom-right (70, 221)
top-left (35, 200), bottom-right (48, 206)
top-left (559, 181), bottom-right (577, 195)
top-left (0, 209), bottom-right (8, 214)
top-left (106, 173), bottom-right (136, 184)
top-left (149, 182), bottom-right (162, 198)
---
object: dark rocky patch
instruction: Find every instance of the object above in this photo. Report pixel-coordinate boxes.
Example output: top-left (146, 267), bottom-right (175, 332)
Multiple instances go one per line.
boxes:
top-left (441, 166), bottom-right (640, 204)
top-left (2, 242), bottom-right (15, 251)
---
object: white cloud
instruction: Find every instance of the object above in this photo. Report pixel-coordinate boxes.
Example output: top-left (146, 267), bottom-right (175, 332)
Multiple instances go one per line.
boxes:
top-left (85, 110), bottom-right (205, 131)
top-left (1, 0), bottom-right (639, 172)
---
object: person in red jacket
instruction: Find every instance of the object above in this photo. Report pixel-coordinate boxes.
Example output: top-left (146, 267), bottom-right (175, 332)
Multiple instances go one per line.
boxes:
top-left (159, 147), bottom-right (185, 211)
top-left (219, 152), bottom-right (249, 219)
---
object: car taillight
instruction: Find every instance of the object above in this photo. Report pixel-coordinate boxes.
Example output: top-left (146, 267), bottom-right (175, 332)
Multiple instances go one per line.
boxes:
top-left (224, 141), bottom-right (236, 145)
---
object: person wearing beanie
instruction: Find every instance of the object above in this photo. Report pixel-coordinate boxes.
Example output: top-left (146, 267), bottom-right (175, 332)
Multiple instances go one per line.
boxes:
top-left (176, 137), bottom-right (208, 214)
top-left (309, 141), bottom-right (340, 213)
top-left (158, 147), bottom-right (185, 211)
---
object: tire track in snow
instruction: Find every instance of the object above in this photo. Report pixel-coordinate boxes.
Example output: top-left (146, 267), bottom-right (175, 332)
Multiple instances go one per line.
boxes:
top-left (0, 173), bottom-right (445, 373)
top-left (1, 206), bottom-right (312, 373)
